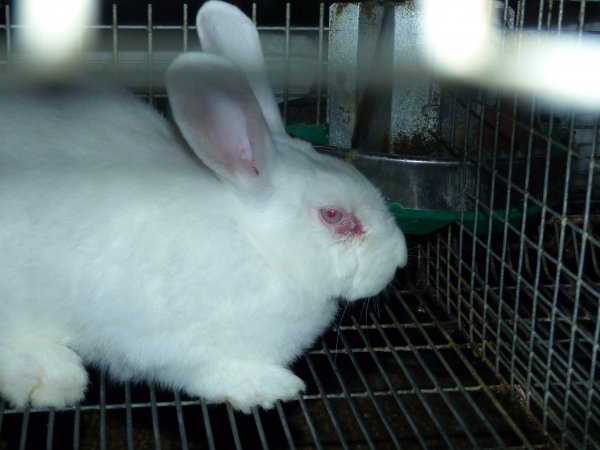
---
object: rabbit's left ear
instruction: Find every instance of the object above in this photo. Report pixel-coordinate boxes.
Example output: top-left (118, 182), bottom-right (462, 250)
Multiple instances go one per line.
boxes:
top-left (196, 1), bottom-right (286, 137)
top-left (166, 53), bottom-right (275, 192)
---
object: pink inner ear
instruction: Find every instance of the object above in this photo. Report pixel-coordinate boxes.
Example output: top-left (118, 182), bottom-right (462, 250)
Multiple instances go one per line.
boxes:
top-left (167, 53), bottom-right (272, 183)
top-left (204, 93), bottom-right (259, 175)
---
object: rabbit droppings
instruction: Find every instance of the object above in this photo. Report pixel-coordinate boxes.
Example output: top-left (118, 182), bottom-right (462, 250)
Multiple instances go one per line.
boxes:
top-left (0, 1), bottom-right (407, 412)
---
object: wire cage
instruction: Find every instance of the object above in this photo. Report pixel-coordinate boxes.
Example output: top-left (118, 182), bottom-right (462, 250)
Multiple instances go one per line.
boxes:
top-left (1, 1), bottom-right (599, 449)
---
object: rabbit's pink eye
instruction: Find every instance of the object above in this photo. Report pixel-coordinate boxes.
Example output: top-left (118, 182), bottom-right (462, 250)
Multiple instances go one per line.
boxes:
top-left (319, 208), bottom-right (364, 236)
top-left (321, 208), bottom-right (343, 224)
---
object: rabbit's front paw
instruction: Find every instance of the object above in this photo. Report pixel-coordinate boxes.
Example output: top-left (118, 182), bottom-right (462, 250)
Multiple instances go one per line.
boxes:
top-left (0, 339), bottom-right (88, 409)
top-left (230, 365), bottom-right (305, 412)
top-left (193, 361), bottom-right (305, 413)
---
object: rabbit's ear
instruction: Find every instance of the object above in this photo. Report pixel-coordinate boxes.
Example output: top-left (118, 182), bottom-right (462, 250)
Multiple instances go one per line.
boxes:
top-left (166, 53), bottom-right (275, 191)
top-left (196, 1), bottom-right (286, 136)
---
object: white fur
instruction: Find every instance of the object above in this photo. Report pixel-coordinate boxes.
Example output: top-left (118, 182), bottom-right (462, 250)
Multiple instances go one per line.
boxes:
top-left (0, 1), bottom-right (407, 412)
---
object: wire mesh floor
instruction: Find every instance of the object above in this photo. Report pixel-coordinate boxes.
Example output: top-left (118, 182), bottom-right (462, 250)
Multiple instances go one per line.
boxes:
top-left (0, 272), bottom-right (555, 450)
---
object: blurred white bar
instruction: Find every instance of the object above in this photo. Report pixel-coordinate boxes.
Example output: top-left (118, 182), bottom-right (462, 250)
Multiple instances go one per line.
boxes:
top-left (420, 0), bottom-right (600, 110)
top-left (16, 0), bottom-right (97, 72)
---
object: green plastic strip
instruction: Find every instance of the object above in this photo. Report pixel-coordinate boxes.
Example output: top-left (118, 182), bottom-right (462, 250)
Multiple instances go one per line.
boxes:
top-left (389, 203), bottom-right (545, 236)
top-left (285, 124), bottom-right (329, 146)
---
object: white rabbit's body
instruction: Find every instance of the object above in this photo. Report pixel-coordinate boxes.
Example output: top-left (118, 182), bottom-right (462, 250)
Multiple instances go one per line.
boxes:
top-left (0, 1), bottom-right (406, 412)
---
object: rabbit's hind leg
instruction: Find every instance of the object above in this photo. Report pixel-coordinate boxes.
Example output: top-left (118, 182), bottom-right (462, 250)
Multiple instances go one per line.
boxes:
top-left (0, 338), bottom-right (88, 409)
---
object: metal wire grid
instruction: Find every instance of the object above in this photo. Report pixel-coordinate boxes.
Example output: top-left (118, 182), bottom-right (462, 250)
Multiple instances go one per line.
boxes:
top-left (429, 5), bottom-right (600, 448)
top-left (0, 2), bottom-right (329, 126)
top-left (430, 83), bottom-right (600, 448)
top-left (1, 274), bottom-right (555, 450)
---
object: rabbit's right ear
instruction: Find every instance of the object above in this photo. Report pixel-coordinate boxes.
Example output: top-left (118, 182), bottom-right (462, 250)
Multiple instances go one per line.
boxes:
top-left (196, 1), bottom-right (286, 137)
top-left (166, 53), bottom-right (275, 193)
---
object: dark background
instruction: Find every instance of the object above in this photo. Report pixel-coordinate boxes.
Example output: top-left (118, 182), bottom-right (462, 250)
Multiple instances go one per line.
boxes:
top-left (1, 0), bottom-right (600, 28)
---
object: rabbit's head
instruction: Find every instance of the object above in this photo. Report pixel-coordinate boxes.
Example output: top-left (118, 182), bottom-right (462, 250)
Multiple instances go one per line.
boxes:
top-left (166, 1), bottom-right (407, 302)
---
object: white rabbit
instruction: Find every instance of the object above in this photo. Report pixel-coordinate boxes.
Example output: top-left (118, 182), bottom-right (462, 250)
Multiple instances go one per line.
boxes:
top-left (0, 1), bottom-right (407, 412)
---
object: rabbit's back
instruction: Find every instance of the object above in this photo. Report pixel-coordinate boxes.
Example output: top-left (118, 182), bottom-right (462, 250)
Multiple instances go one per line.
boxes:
top-left (0, 87), bottom-right (192, 167)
